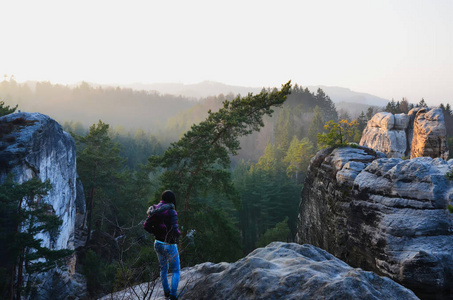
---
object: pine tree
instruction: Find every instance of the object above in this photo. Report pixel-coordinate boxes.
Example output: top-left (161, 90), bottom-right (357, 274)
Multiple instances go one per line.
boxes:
top-left (315, 88), bottom-right (338, 122)
top-left (75, 120), bottom-right (126, 246)
top-left (149, 81), bottom-right (291, 210)
top-left (256, 142), bottom-right (285, 174)
top-left (366, 106), bottom-right (375, 120)
top-left (400, 98), bottom-right (409, 114)
top-left (385, 99), bottom-right (399, 114)
top-left (283, 137), bottom-right (314, 184)
top-left (440, 103), bottom-right (453, 138)
top-left (338, 109), bottom-right (351, 122)
top-left (445, 103), bottom-right (452, 115)
top-left (0, 177), bottom-right (72, 300)
top-left (233, 161), bottom-right (262, 252)
top-left (235, 159), bottom-right (299, 253)
top-left (357, 111), bottom-right (367, 132)
top-left (273, 105), bottom-right (294, 152)
top-left (0, 100), bottom-right (17, 116)
top-left (149, 82), bottom-right (291, 262)
top-left (417, 98), bottom-right (428, 108)
top-left (308, 106), bottom-right (324, 147)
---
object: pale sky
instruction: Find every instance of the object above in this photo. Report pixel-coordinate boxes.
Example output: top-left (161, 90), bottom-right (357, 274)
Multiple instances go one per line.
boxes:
top-left (0, 0), bottom-right (452, 105)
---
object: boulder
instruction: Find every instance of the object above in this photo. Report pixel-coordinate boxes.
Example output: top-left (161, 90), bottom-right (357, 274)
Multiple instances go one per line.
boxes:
top-left (360, 108), bottom-right (448, 160)
top-left (102, 242), bottom-right (418, 300)
top-left (296, 146), bottom-right (453, 299)
top-left (0, 112), bottom-right (86, 299)
top-left (394, 113), bottom-right (410, 130)
top-left (360, 112), bottom-right (408, 158)
top-left (367, 112), bottom-right (396, 130)
top-left (410, 108), bottom-right (449, 160)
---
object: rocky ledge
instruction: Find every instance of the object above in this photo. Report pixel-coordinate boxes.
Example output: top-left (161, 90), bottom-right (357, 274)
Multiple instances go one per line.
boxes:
top-left (296, 146), bottom-right (453, 299)
top-left (103, 242), bottom-right (418, 300)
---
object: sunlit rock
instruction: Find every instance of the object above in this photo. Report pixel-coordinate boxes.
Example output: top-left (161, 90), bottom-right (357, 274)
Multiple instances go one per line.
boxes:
top-left (360, 108), bottom-right (448, 160)
top-left (410, 108), bottom-right (449, 160)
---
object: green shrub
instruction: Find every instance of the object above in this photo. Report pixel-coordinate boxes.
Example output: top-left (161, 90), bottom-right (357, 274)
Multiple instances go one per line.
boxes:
top-left (255, 217), bottom-right (290, 248)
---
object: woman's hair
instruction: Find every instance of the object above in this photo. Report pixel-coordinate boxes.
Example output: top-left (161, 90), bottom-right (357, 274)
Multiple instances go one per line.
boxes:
top-left (161, 190), bottom-right (176, 208)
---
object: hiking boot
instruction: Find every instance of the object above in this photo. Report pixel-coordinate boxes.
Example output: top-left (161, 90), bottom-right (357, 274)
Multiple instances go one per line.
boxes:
top-left (164, 291), bottom-right (170, 298)
top-left (169, 295), bottom-right (178, 300)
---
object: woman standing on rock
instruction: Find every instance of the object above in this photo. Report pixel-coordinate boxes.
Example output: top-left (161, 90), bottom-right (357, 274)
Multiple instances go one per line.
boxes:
top-left (145, 190), bottom-right (181, 300)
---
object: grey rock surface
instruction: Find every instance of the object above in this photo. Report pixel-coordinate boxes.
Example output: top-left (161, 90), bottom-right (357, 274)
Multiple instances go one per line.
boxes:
top-left (360, 112), bottom-right (408, 158)
top-left (296, 146), bottom-right (453, 299)
top-left (102, 242), bottom-right (418, 300)
top-left (0, 112), bottom-right (86, 299)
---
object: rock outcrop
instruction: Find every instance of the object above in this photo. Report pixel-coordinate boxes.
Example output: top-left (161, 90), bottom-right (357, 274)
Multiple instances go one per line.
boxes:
top-left (102, 242), bottom-right (418, 300)
top-left (360, 108), bottom-right (448, 160)
top-left (0, 112), bottom-right (86, 299)
top-left (410, 108), bottom-right (449, 159)
top-left (296, 146), bottom-right (453, 299)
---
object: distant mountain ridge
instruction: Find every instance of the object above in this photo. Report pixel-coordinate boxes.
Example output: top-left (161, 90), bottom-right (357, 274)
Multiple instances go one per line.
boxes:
top-left (118, 81), bottom-right (390, 106)
top-left (306, 85), bottom-right (389, 106)
top-left (121, 81), bottom-right (262, 99)
top-left (23, 79), bottom-right (390, 107)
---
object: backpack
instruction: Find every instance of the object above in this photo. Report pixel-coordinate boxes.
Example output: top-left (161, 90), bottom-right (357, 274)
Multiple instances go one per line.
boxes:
top-left (143, 203), bottom-right (173, 237)
top-left (143, 214), bottom-right (156, 234)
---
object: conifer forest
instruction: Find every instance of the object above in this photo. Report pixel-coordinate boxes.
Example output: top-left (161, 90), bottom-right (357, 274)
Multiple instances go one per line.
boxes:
top-left (1, 79), bottom-right (452, 298)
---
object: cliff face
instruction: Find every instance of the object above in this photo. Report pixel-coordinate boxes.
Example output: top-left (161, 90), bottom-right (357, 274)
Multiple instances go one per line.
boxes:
top-left (296, 146), bottom-right (453, 299)
top-left (0, 112), bottom-right (86, 298)
top-left (102, 242), bottom-right (418, 300)
top-left (360, 108), bottom-right (448, 160)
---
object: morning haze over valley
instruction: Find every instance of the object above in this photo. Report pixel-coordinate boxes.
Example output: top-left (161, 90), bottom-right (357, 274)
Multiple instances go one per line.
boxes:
top-left (0, 0), bottom-right (452, 299)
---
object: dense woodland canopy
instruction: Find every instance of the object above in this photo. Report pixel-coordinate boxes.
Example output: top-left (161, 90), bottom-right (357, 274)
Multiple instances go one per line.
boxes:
top-left (1, 79), bottom-right (451, 298)
top-left (0, 79), bottom-right (195, 142)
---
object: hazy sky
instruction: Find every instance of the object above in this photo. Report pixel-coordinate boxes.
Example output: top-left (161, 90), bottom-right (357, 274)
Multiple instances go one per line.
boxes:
top-left (1, 0), bottom-right (452, 104)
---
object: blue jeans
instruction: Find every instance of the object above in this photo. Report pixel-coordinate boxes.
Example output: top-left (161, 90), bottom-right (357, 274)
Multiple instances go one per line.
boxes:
top-left (154, 240), bottom-right (180, 297)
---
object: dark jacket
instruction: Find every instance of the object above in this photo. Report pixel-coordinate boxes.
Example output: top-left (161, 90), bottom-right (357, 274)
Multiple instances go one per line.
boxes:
top-left (146, 201), bottom-right (181, 244)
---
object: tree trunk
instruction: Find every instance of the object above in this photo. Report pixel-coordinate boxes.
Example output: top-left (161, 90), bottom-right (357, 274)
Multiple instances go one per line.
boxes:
top-left (9, 262), bottom-right (15, 300)
top-left (85, 186), bottom-right (95, 247)
top-left (16, 250), bottom-right (24, 300)
top-left (85, 165), bottom-right (97, 247)
top-left (10, 198), bottom-right (24, 300)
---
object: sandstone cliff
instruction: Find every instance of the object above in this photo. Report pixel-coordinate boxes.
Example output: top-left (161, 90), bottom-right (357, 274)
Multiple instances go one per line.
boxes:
top-left (102, 242), bottom-right (418, 300)
top-left (360, 108), bottom-right (448, 160)
top-left (0, 112), bottom-right (86, 299)
top-left (296, 146), bottom-right (453, 299)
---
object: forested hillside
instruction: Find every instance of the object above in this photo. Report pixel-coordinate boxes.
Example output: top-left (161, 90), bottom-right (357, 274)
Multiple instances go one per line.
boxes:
top-left (3, 78), bottom-right (448, 299)
top-left (0, 79), bottom-right (196, 134)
